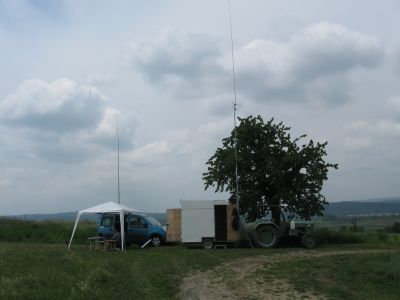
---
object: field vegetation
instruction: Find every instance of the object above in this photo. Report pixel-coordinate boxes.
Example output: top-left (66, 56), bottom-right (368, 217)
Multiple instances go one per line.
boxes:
top-left (0, 218), bottom-right (96, 244)
top-left (257, 252), bottom-right (400, 299)
top-left (0, 217), bottom-right (399, 299)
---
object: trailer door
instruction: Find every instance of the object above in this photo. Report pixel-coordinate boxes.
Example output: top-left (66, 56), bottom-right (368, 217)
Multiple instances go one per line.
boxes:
top-left (214, 205), bottom-right (227, 241)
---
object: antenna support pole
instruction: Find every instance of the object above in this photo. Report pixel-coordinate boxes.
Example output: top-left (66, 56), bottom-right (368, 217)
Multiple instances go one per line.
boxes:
top-left (228, 0), bottom-right (253, 248)
top-left (117, 117), bottom-right (120, 204)
top-left (228, 0), bottom-right (239, 212)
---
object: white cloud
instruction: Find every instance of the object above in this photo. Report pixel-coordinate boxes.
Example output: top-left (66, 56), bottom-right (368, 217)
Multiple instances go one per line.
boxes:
top-left (2, 1), bottom-right (400, 214)
top-left (344, 137), bottom-right (372, 150)
top-left (0, 78), bottom-right (136, 164)
top-left (128, 30), bottom-right (227, 98)
top-left (0, 78), bottom-right (106, 132)
top-left (235, 23), bottom-right (383, 104)
top-left (342, 120), bottom-right (371, 132)
top-left (127, 140), bottom-right (171, 163)
top-left (129, 23), bottom-right (384, 107)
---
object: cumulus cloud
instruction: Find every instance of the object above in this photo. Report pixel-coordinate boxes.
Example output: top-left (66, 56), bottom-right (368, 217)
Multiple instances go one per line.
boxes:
top-left (235, 23), bottom-right (383, 104)
top-left (83, 107), bottom-right (136, 151)
top-left (0, 78), bottom-right (106, 132)
top-left (0, 78), bottom-right (136, 164)
top-left (128, 23), bottom-right (384, 107)
top-left (128, 30), bottom-right (228, 98)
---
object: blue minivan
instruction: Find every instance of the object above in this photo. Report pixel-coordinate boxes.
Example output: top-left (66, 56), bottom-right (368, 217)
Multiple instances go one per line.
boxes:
top-left (98, 213), bottom-right (166, 247)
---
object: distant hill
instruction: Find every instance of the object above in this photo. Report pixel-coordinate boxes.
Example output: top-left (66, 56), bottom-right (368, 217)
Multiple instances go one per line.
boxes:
top-left (2, 211), bottom-right (167, 224)
top-left (3, 197), bottom-right (400, 221)
top-left (325, 197), bottom-right (400, 217)
top-left (351, 197), bottom-right (400, 203)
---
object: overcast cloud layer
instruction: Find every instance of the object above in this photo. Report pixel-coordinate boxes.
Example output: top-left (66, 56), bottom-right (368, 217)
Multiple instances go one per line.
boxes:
top-left (1, 0), bottom-right (400, 214)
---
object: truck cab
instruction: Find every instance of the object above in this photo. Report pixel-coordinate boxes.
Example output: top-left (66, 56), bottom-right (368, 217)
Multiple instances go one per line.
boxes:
top-left (98, 213), bottom-right (166, 247)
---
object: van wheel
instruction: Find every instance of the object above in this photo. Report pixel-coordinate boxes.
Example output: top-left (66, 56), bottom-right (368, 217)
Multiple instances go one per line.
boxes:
top-left (151, 235), bottom-right (162, 247)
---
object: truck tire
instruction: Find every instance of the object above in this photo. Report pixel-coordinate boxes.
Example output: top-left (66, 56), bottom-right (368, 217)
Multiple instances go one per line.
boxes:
top-left (301, 235), bottom-right (316, 249)
top-left (255, 225), bottom-right (278, 248)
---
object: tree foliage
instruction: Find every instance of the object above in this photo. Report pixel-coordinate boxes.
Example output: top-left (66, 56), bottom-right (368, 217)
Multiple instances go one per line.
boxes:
top-left (203, 115), bottom-right (338, 223)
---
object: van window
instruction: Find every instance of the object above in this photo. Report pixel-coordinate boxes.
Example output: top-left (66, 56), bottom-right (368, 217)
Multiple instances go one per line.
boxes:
top-left (128, 215), bottom-right (144, 227)
top-left (101, 216), bottom-right (114, 227)
top-left (144, 216), bottom-right (161, 227)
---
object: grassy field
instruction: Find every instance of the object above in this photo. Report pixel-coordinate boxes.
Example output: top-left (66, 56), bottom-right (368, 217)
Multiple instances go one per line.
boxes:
top-left (0, 218), bottom-right (97, 244)
top-left (0, 242), bottom-right (266, 299)
top-left (0, 218), bottom-right (400, 299)
top-left (1, 243), bottom-right (399, 299)
top-left (257, 251), bottom-right (400, 299)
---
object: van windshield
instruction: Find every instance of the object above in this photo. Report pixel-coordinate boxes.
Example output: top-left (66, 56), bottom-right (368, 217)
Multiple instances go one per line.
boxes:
top-left (144, 216), bottom-right (161, 227)
top-left (100, 215), bottom-right (114, 227)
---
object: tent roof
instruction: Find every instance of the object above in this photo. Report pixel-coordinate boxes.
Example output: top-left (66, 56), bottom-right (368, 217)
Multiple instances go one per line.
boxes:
top-left (79, 201), bottom-right (142, 215)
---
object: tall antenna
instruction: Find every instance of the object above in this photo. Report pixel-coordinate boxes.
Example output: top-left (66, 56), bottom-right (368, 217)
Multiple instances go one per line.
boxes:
top-left (227, 0), bottom-right (253, 248)
top-left (117, 117), bottom-right (120, 204)
top-left (228, 0), bottom-right (240, 216)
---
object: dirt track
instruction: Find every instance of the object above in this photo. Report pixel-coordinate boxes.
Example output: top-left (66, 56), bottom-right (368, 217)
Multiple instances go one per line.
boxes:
top-left (180, 249), bottom-right (399, 300)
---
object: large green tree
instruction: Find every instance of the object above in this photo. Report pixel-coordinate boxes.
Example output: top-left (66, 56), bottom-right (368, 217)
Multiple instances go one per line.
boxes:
top-left (203, 115), bottom-right (338, 223)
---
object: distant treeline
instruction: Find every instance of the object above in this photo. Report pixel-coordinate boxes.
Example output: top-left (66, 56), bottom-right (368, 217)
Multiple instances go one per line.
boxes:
top-left (2, 197), bottom-right (400, 221)
top-left (324, 198), bottom-right (400, 217)
top-left (2, 211), bottom-right (167, 224)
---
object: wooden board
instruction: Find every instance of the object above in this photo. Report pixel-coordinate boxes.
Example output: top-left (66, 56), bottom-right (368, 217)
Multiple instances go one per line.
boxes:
top-left (226, 204), bottom-right (240, 241)
top-left (166, 208), bottom-right (182, 242)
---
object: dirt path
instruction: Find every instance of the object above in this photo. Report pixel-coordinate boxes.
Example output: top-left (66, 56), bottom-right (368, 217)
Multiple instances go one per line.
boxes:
top-left (180, 249), bottom-right (399, 300)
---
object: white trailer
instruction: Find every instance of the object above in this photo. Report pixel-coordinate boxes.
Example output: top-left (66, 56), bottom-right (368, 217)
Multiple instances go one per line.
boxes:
top-left (166, 200), bottom-right (240, 249)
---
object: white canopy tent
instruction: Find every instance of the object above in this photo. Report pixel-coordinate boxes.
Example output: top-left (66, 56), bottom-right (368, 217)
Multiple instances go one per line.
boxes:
top-left (67, 201), bottom-right (141, 251)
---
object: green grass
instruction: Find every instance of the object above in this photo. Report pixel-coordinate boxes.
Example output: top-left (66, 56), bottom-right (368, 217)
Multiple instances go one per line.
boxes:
top-left (0, 218), bottom-right (97, 244)
top-left (1, 219), bottom-right (400, 299)
top-left (313, 227), bottom-right (400, 246)
top-left (256, 252), bottom-right (400, 300)
top-left (0, 242), bottom-right (266, 300)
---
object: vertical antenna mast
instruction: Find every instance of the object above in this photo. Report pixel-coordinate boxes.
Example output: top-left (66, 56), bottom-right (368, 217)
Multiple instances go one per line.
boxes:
top-left (117, 117), bottom-right (120, 204)
top-left (228, 0), bottom-right (240, 214)
top-left (227, 0), bottom-right (253, 248)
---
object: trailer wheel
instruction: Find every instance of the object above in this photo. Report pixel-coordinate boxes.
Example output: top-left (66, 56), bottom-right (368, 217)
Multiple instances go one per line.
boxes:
top-left (301, 235), bottom-right (316, 249)
top-left (255, 225), bottom-right (278, 248)
top-left (202, 238), bottom-right (214, 250)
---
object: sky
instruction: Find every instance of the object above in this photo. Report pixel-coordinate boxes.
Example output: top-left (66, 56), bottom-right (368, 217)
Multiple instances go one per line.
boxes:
top-left (1, 0), bottom-right (400, 214)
